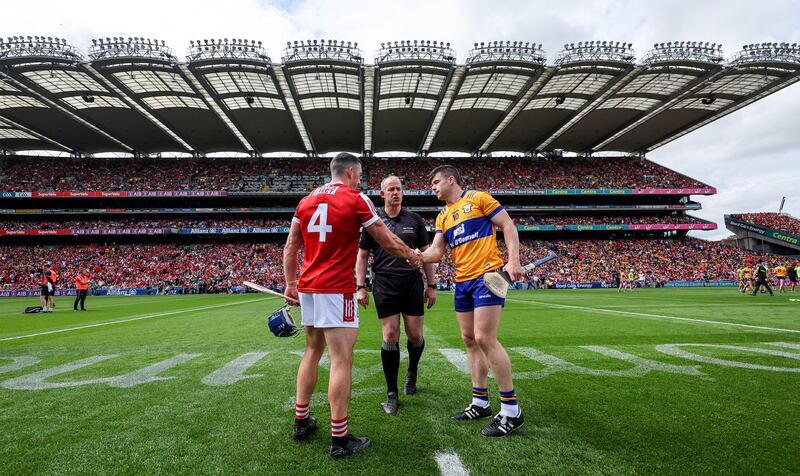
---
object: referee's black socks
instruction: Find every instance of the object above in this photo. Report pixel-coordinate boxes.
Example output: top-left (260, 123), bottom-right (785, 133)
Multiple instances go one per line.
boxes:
top-left (407, 339), bottom-right (425, 375)
top-left (381, 341), bottom-right (400, 395)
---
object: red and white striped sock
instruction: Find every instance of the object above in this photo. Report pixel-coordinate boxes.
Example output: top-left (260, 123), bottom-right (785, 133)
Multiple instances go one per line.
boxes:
top-left (331, 417), bottom-right (348, 438)
top-left (295, 402), bottom-right (309, 420)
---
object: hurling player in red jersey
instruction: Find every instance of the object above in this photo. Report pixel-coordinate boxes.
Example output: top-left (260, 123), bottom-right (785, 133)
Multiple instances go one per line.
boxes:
top-left (283, 153), bottom-right (422, 458)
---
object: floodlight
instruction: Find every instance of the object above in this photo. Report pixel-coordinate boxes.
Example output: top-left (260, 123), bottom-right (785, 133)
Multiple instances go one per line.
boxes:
top-left (701, 95), bottom-right (716, 105)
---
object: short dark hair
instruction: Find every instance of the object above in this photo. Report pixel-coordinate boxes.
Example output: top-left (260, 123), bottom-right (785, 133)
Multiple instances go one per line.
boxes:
top-left (428, 164), bottom-right (463, 186)
top-left (330, 152), bottom-right (362, 178)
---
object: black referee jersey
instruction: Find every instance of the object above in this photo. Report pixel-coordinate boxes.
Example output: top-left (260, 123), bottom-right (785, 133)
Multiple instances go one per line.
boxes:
top-left (359, 208), bottom-right (430, 279)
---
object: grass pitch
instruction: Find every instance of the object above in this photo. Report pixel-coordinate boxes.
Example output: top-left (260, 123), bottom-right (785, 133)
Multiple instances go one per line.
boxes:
top-left (1, 288), bottom-right (799, 475)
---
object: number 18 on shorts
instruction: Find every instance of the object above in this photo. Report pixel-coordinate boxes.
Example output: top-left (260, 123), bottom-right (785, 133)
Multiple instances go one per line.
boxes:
top-left (299, 292), bottom-right (359, 328)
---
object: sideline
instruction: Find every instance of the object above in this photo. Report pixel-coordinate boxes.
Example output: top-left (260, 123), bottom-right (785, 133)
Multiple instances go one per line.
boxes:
top-left (0, 297), bottom-right (272, 342)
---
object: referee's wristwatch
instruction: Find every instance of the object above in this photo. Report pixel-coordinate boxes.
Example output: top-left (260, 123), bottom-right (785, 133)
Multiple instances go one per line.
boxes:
top-left (356, 284), bottom-right (367, 290)
top-left (427, 284), bottom-right (437, 290)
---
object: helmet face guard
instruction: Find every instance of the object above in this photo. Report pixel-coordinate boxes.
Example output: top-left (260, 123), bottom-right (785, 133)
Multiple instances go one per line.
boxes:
top-left (268, 306), bottom-right (302, 337)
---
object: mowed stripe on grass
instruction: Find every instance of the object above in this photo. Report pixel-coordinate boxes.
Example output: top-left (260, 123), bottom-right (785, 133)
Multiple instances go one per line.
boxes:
top-left (506, 296), bottom-right (800, 334)
top-left (0, 296), bottom-right (273, 341)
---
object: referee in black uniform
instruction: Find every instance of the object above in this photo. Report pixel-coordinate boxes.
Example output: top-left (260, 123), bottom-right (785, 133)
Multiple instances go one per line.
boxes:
top-left (356, 175), bottom-right (437, 416)
top-left (751, 261), bottom-right (774, 296)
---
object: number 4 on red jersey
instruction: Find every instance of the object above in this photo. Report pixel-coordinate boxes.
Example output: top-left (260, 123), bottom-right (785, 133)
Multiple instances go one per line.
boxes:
top-left (292, 181), bottom-right (380, 293)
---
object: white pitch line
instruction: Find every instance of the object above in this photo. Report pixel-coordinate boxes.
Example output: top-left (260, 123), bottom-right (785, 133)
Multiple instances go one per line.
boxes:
top-left (506, 297), bottom-right (800, 334)
top-left (434, 451), bottom-right (470, 476)
top-left (0, 297), bottom-right (272, 342)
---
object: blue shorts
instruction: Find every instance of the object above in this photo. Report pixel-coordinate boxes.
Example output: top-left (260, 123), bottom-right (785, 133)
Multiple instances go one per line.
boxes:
top-left (454, 274), bottom-right (505, 312)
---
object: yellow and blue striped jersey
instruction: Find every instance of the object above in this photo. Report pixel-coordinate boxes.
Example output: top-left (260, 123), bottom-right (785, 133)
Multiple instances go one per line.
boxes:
top-left (435, 190), bottom-right (504, 282)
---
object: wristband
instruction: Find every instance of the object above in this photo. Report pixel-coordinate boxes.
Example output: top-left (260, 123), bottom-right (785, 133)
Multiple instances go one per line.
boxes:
top-left (356, 284), bottom-right (367, 290)
top-left (427, 284), bottom-right (437, 289)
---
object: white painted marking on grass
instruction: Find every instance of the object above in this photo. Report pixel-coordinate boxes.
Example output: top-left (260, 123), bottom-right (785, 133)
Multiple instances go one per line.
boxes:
top-left (201, 352), bottom-right (268, 386)
top-left (0, 356), bottom-right (41, 374)
top-left (768, 342), bottom-right (800, 350)
top-left (0, 297), bottom-right (271, 342)
top-left (2, 355), bottom-right (117, 390)
top-left (1, 353), bottom-right (202, 390)
top-left (440, 346), bottom-right (704, 380)
top-left (655, 344), bottom-right (800, 372)
top-left (506, 297), bottom-right (800, 334)
top-left (434, 451), bottom-right (469, 476)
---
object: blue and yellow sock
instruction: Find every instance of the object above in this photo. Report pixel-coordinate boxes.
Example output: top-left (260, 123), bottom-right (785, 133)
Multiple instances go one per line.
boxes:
top-left (471, 387), bottom-right (489, 408)
top-left (499, 389), bottom-right (520, 417)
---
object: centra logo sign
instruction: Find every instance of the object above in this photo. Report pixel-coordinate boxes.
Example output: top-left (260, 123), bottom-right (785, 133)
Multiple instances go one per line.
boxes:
top-left (771, 232), bottom-right (799, 245)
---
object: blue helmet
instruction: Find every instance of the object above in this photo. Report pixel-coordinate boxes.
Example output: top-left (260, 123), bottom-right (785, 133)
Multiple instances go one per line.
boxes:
top-left (267, 306), bottom-right (302, 337)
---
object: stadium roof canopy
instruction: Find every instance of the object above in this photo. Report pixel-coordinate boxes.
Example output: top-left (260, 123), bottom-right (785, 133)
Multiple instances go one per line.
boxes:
top-left (0, 37), bottom-right (798, 156)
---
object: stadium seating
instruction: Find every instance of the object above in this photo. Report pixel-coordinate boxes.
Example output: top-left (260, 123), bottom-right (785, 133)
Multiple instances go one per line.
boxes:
top-left (0, 238), bottom-right (775, 292)
top-left (731, 213), bottom-right (800, 235)
top-left (0, 218), bottom-right (286, 231)
top-left (0, 243), bottom-right (286, 292)
top-left (0, 214), bottom-right (704, 231)
top-left (0, 156), bottom-right (708, 192)
top-left (433, 238), bottom-right (769, 286)
top-left (366, 157), bottom-right (707, 190)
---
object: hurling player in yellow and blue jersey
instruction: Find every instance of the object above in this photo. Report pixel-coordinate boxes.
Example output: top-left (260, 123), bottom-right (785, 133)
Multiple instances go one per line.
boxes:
top-left (418, 164), bottom-right (524, 437)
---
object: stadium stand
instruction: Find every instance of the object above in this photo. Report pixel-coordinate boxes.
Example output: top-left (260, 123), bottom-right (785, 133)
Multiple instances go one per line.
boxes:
top-left (0, 214), bottom-right (708, 232)
top-left (0, 156), bottom-right (708, 193)
top-left (0, 218), bottom-right (286, 231)
top-left (0, 243), bottom-right (286, 293)
top-left (1, 238), bottom-right (776, 292)
top-left (1, 37), bottom-right (797, 295)
top-left (365, 157), bottom-right (707, 191)
top-left (731, 213), bottom-right (800, 235)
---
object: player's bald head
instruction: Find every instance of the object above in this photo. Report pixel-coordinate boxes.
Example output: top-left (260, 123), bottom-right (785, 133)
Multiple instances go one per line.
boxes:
top-left (380, 175), bottom-right (403, 191)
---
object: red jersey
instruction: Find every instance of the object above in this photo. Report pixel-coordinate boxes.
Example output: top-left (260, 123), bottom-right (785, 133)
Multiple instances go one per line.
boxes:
top-left (293, 181), bottom-right (380, 293)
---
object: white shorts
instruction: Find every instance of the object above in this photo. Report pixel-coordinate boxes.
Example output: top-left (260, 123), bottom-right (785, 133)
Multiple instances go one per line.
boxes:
top-left (298, 292), bottom-right (359, 329)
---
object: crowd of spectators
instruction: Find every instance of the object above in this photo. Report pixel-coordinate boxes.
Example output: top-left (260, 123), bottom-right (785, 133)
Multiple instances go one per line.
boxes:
top-left (0, 218), bottom-right (287, 231)
top-left (3, 238), bottom-right (788, 293)
top-left (511, 214), bottom-right (706, 226)
top-left (732, 213), bottom-right (800, 235)
top-left (0, 157), bottom-right (272, 192)
top-left (365, 157), bottom-right (707, 190)
top-left (0, 156), bottom-right (707, 192)
top-left (426, 238), bottom-right (776, 287)
top-left (0, 243), bottom-right (289, 293)
top-left (0, 214), bottom-right (709, 232)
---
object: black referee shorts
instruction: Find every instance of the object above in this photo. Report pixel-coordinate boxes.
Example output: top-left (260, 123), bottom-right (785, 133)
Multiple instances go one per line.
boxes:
top-left (372, 273), bottom-right (425, 319)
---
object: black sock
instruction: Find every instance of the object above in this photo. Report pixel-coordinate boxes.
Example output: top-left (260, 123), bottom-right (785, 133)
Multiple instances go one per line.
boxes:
top-left (381, 341), bottom-right (400, 394)
top-left (407, 339), bottom-right (425, 375)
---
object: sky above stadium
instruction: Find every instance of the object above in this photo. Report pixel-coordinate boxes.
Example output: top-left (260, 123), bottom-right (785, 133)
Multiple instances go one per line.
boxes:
top-left (6, 0), bottom-right (800, 239)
